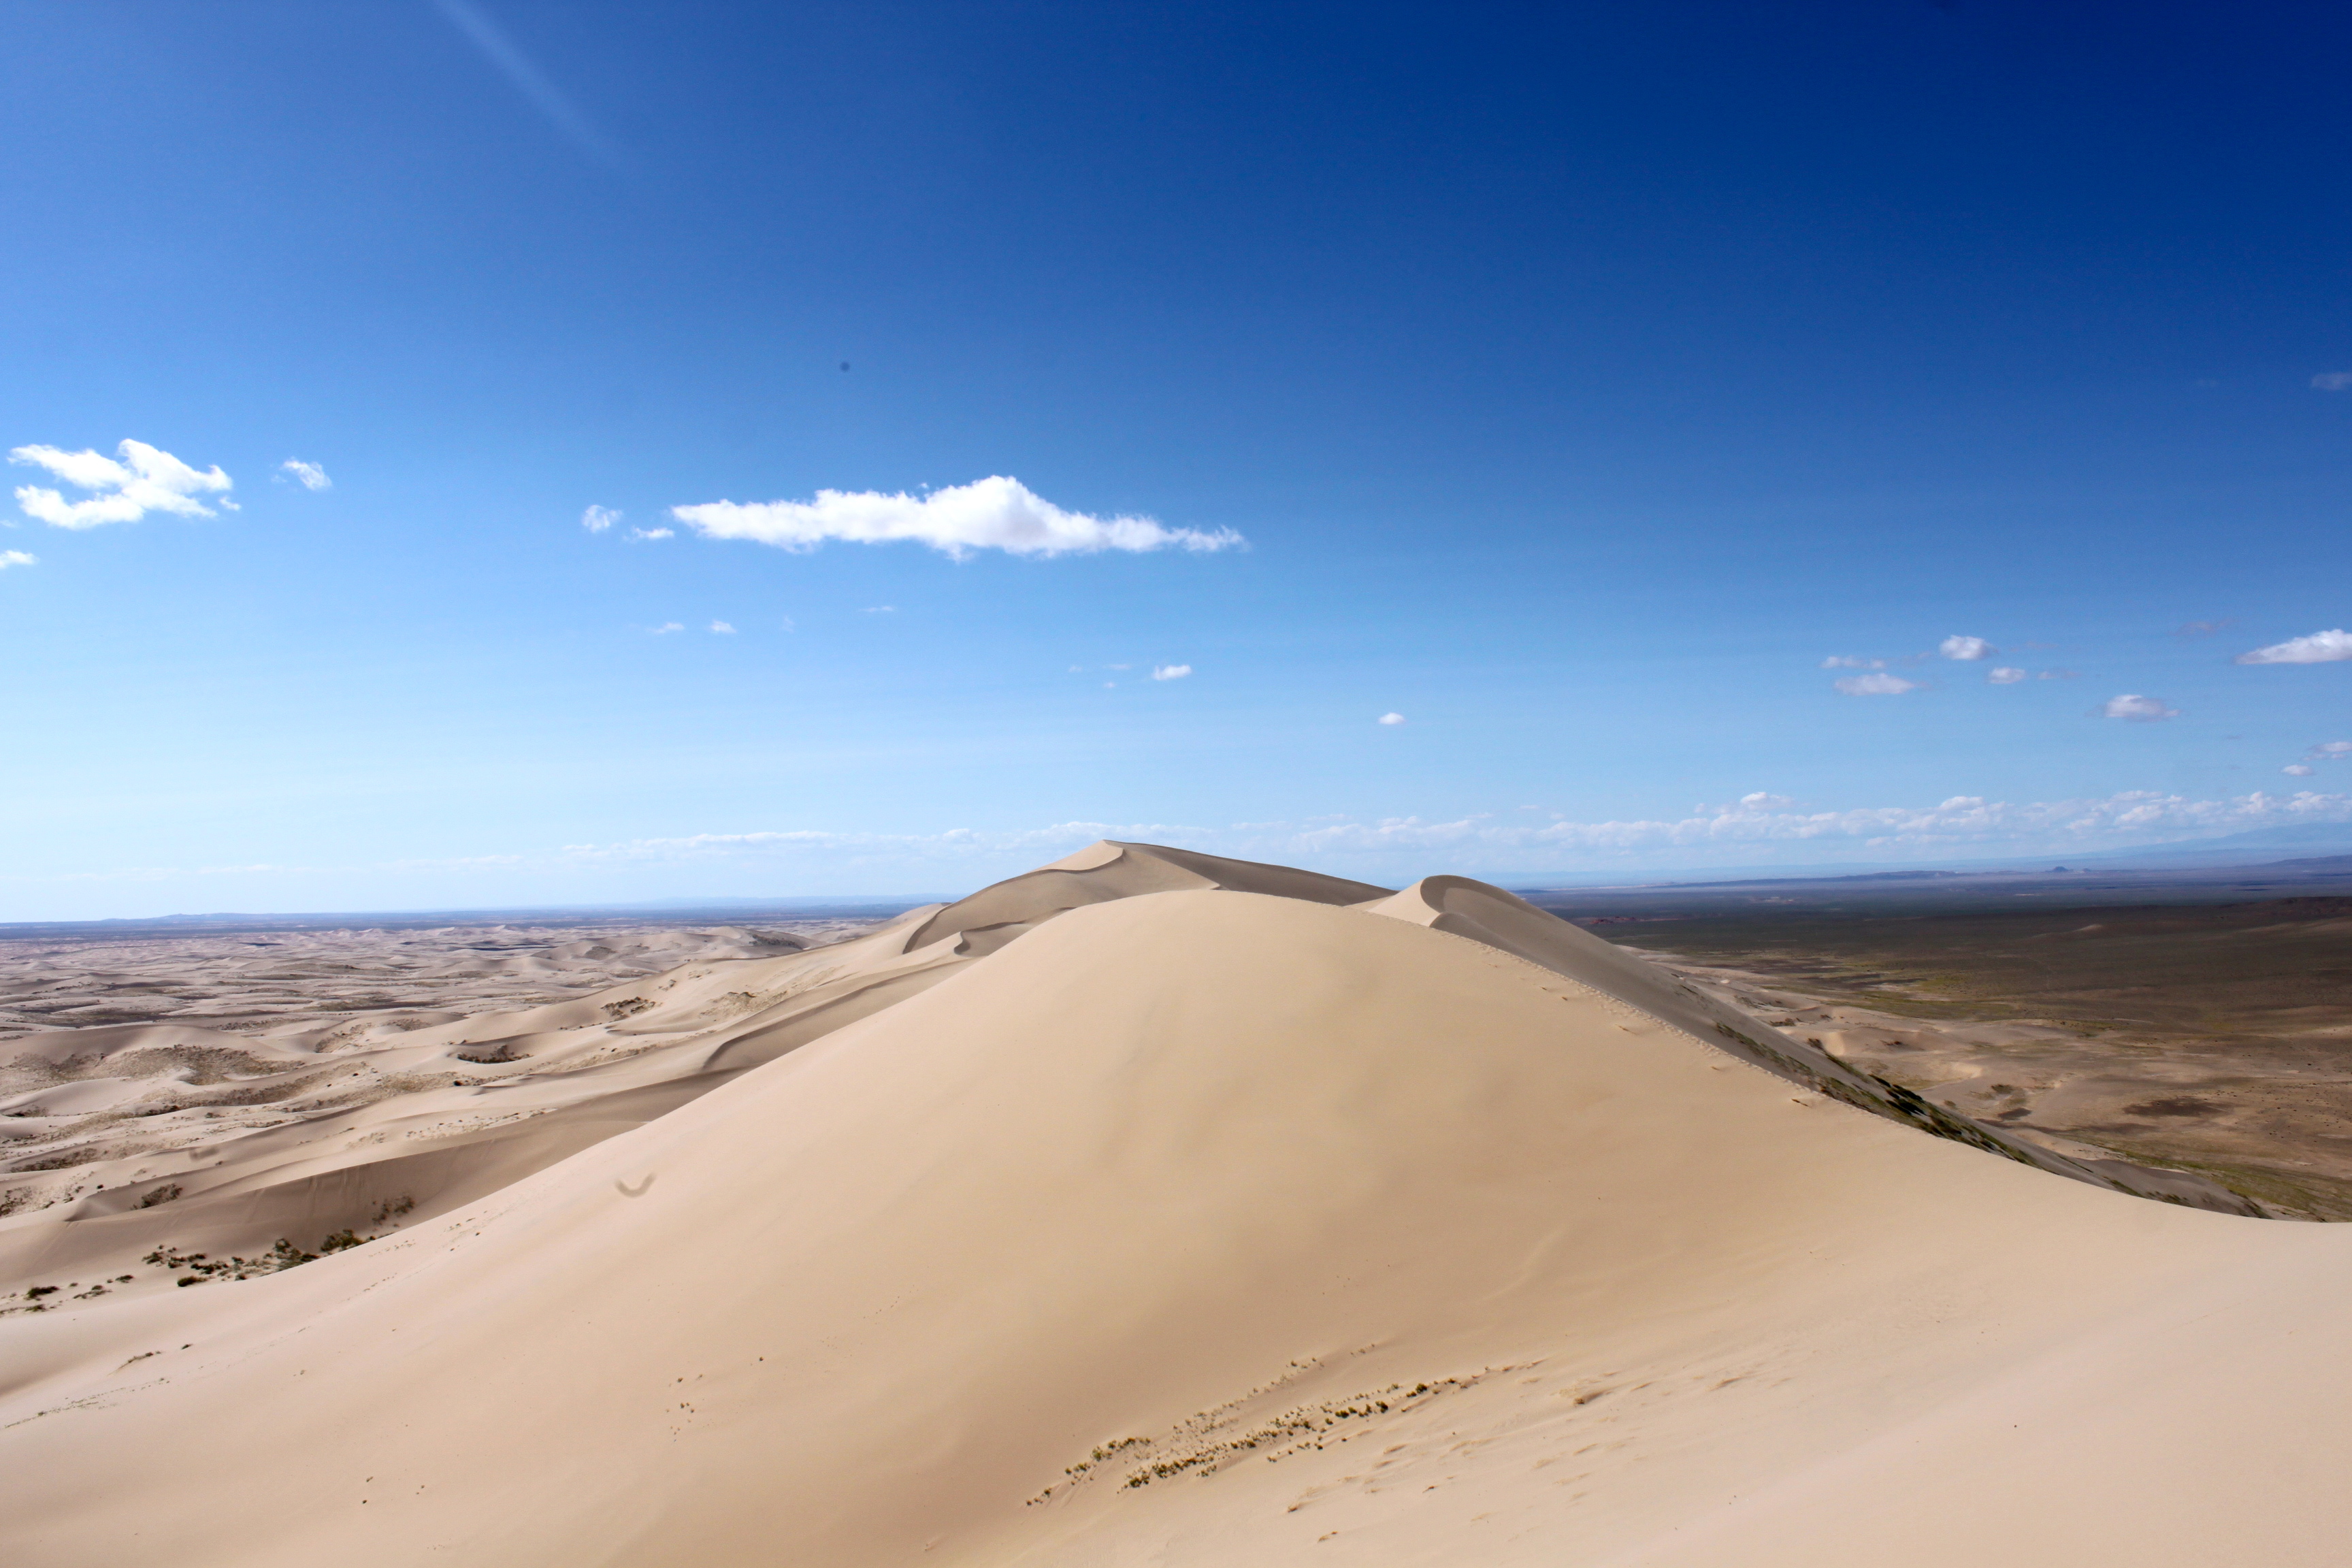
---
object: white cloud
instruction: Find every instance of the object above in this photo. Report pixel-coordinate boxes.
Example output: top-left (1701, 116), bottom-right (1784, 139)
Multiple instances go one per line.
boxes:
top-left (670, 475), bottom-right (1243, 559)
top-left (627, 526), bottom-right (673, 542)
top-left (277, 459), bottom-right (331, 491)
top-left (1987, 666), bottom-right (2029, 684)
top-left (649, 622), bottom-right (683, 634)
top-left (0, 549), bottom-right (33, 569)
top-left (581, 504), bottom-right (620, 533)
top-left (10, 439), bottom-right (231, 528)
top-left (864, 605), bottom-right (896, 614)
top-left (1378, 712), bottom-right (1406, 725)
top-left (1821, 655), bottom-right (1888, 670)
top-left (2310, 741), bottom-right (2352, 760)
top-left (2236, 628), bottom-right (2352, 665)
top-left (1834, 672), bottom-right (1918, 696)
top-left (2315, 372), bottom-right (2352, 391)
top-left (1939, 634), bottom-right (1995, 660)
top-left (1151, 664), bottom-right (1192, 680)
top-left (2286, 764), bottom-right (2317, 776)
top-left (2103, 693), bottom-right (2180, 721)
top-left (708, 621), bottom-right (735, 634)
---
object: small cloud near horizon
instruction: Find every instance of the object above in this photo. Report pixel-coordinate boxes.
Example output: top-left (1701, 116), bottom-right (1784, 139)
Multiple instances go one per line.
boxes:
top-left (1378, 712), bottom-right (1406, 725)
top-left (1939, 634), bottom-right (1995, 660)
top-left (581, 504), bottom-right (620, 533)
top-left (2236, 628), bottom-right (2352, 665)
top-left (1151, 664), bottom-right (1192, 680)
top-left (670, 475), bottom-right (1242, 559)
top-left (1835, 672), bottom-right (1918, 696)
top-left (277, 459), bottom-right (331, 491)
top-left (10, 439), bottom-right (233, 528)
top-left (2103, 693), bottom-right (2180, 721)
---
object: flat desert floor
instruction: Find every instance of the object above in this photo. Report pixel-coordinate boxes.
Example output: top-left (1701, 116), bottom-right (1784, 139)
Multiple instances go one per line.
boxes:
top-left (1578, 895), bottom-right (2352, 1218)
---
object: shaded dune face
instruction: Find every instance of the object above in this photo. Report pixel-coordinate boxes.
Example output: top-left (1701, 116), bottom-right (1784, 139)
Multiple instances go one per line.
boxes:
top-left (0, 846), bottom-right (2340, 1568)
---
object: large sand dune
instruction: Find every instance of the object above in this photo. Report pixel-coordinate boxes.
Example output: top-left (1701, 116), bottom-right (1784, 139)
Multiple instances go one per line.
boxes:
top-left (1, 843), bottom-right (2346, 1565)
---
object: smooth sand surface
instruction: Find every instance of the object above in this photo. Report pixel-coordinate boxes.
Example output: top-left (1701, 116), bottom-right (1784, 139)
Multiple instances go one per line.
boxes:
top-left (1, 843), bottom-right (2345, 1565)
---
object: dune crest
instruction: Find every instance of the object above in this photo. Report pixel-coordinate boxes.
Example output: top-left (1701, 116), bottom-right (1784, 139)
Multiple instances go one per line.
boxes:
top-left (0, 846), bottom-right (2343, 1567)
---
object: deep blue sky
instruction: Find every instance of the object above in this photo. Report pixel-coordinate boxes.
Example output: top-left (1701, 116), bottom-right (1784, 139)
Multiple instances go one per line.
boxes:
top-left (7, 1), bottom-right (2352, 916)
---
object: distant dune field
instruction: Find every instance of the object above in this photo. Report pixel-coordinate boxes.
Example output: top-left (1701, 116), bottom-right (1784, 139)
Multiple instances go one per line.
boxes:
top-left (1, 843), bottom-right (2347, 1566)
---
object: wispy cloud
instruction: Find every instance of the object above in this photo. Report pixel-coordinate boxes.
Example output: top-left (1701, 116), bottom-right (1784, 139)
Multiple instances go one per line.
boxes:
top-left (0, 549), bottom-right (33, 569)
top-left (276, 459), bottom-right (331, 491)
top-left (627, 526), bottom-right (672, 542)
top-left (538, 786), bottom-right (2352, 872)
top-left (1987, 666), bottom-right (2028, 685)
top-left (2286, 764), bottom-right (2316, 776)
top-left (1377, 712), bottom-right (1406, 725)
top-left (2236, 628), bottom-right (2352, 665)
top-left (863, 605), bottom-right (896, 614)
top-left (671, 476), bottom-right (1243, 559)
top-left (2309, 741), bottom-right (2352, 760)
top-left (1938, 634), bottom-right (1994, 660)
top-left (10, 440), bottom-right (231, 528)
top-left (1834, 672), bottom-right (1918, 696)
top-left (33, 787), bottom-right (2352, 892)
top-left (2315, 372), bottom-right (2352, 391)
top-left (2103, 693), bottom-right (2179, 721)
top-left (649, 621), bottom-right (683, 634)
top-left (1152, 664), bottom-right (1192, 680)
top-left (2175, 618), bottom-right (2232, 638)
top-left (429, 0), bottom-right (628, 172)
top-left (581, 504), bottom-right (620, 533)
top-left (708, 621), bottom-right (735, 634)
top-left (1821, 655), bottom-right (1888, 670)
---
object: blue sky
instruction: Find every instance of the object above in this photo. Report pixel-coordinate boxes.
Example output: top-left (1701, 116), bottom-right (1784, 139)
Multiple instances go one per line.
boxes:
top-left (7, 1), bottom-right (2352, 917)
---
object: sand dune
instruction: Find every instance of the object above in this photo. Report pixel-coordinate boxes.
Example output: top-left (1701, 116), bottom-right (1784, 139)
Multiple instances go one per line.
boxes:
top-left (1, 843), bottom-right (2346, 1565)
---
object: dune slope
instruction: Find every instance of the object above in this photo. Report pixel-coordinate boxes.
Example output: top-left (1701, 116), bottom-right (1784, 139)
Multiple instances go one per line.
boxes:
top-left (0, 849), bottom-right (2345, 1567)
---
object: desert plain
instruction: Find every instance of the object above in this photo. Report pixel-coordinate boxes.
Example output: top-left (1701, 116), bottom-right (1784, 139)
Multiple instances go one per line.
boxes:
top-left (1, 842), bottom-right (2349, 1566)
